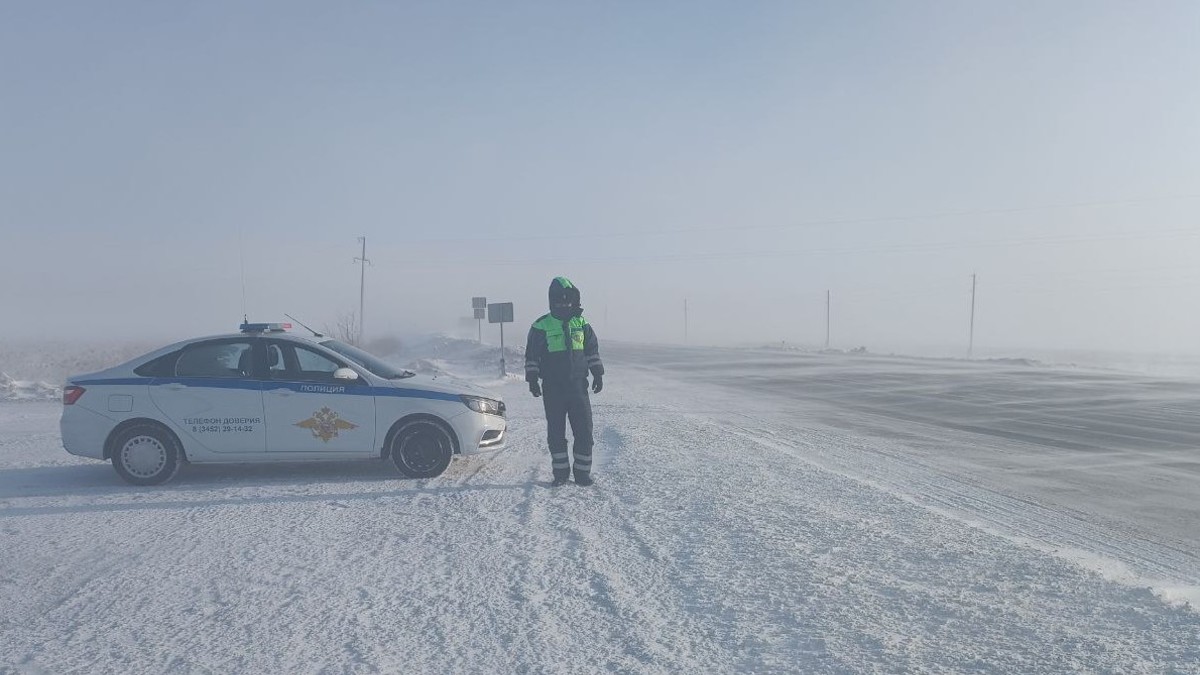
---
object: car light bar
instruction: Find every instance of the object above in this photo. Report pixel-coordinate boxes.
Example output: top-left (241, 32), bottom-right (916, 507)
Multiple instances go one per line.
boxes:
top-left (239, 322), bottom-right (292, 333)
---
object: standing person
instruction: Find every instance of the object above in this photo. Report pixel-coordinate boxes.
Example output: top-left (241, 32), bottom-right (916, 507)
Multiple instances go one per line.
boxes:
top-left (525, 277), bottom-right (604, 486)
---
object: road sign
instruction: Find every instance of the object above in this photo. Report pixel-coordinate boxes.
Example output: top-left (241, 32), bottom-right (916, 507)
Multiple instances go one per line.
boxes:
top-left (487, 302), bottom-right (515, 376)
top-left (487, 302), bottom-right (514, 324)
top-left (471, 297), bottom-right (489, 343)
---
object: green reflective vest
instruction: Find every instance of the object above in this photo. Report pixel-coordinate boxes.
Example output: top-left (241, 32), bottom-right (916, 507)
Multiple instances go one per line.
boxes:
top-left (534, 314), bottom-right (586, 353)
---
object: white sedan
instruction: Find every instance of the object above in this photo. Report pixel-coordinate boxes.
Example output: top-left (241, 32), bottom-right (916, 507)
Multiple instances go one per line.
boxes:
top-left (60, 323), bottom-right (506, 485)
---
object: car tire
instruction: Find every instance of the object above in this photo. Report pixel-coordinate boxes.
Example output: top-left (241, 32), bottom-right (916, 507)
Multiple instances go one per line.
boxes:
top-left (110, 424), bottom-right (183, 486)
top-left (389, 419), bottom-right (454, 478)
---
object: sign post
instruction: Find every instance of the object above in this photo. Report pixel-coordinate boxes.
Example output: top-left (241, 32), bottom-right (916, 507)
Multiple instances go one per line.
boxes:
top-left (487, 302), bottom-right (514, 376)
top-left (471, 297), bottom-right (487, 343)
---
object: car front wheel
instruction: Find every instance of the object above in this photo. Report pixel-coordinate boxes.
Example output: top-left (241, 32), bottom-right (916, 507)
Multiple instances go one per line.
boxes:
top-left (389, 420), bottom-right (454, 478)
top-left (111, 425), bottom-right (183, 485)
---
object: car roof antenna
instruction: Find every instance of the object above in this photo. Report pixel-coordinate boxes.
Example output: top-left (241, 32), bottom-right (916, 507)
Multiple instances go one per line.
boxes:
top-left (285, 314), bottom-right (324, 338)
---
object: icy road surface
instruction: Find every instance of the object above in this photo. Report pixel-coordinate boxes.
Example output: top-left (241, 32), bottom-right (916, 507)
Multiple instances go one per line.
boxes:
top-left (2, 346), bottom-right (1199, 673)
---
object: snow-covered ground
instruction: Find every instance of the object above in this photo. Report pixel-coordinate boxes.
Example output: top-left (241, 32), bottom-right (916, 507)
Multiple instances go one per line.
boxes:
top-left (2, 339), bottom-right (1198, 673)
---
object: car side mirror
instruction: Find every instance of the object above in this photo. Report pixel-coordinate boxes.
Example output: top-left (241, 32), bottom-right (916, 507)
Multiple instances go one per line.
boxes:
top-left (333, 367), bottom-right (360, 381)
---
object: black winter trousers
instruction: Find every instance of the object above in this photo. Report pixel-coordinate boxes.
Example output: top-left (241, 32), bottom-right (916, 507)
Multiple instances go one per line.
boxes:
top-left (542, 378), bottom-right (593, 480)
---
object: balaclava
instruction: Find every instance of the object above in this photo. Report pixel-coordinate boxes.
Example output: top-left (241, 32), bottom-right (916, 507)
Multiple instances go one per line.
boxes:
top-left (548, 276), bottom-right (582, 320)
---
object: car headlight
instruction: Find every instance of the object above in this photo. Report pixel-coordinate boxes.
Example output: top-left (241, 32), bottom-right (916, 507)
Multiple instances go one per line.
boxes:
top-left (461, 395), bottom-right (504, 416)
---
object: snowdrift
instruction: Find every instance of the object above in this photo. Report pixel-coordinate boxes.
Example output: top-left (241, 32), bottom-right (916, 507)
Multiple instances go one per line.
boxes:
top-left (391, 335), bottom-right (527, 384)
top-left (0, 372), bottom-right (59, 402)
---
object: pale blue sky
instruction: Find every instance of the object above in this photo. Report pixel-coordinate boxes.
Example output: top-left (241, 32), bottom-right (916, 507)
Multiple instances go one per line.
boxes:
top-left (2, 1), bottom-right (1199, 354)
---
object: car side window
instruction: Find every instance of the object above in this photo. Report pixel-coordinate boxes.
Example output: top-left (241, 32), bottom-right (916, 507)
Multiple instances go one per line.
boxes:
top-left (135, 350), bottom-right (181, 377)
top-left (267, 342), bottom-right (350, 383)
top-left (293, 345), bottom-right (343, 381)
top-left (175, 342), bottom-right (255, 379)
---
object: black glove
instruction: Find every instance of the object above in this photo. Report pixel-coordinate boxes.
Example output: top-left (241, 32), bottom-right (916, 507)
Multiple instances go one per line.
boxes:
top-left (529, 380), bottom-right (542, 398)
top-left (591, 373), bottom-right (603, 394)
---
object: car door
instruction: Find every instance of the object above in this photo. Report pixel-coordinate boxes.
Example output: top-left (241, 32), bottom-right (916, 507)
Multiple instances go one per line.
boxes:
top-left (149, 338), bottom-right (266, 454)
top-left (262, 340), bottom-right (376, 453)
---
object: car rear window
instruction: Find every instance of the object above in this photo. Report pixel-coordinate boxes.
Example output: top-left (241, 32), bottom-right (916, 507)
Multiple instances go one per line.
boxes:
top-left (134, 351), bottom-right (180, 377)
top-left (175, 342), bottom-right (254, 378)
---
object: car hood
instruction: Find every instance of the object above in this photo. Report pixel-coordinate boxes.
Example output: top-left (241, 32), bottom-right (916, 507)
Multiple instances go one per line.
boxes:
top-left (383, 373), bottom-right (499, 399)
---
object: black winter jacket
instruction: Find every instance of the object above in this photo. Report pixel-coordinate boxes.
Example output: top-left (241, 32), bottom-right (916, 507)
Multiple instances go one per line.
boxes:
top-left (524, 313), bottom-right (603, 385)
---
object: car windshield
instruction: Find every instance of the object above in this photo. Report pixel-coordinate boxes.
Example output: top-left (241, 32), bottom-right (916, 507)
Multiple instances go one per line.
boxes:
top-left (319, 340), bottom-right (414, 380)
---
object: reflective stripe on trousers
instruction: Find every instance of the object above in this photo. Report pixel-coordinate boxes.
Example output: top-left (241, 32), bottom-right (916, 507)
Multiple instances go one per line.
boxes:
top-left (542, 377), bottom-right (593, 479)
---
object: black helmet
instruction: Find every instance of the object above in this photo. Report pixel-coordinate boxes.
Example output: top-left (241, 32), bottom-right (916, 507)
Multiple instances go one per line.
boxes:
top-left (548, 276), bottom-right (581, 318)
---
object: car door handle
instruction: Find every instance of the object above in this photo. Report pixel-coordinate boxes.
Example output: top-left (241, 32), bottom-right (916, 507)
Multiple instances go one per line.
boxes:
top-left (267, 389), bottom-right (293, 397)
top-left (163, 383), bottom-right (187, 391)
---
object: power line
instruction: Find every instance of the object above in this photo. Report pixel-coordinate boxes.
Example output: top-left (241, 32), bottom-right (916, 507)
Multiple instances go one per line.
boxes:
top-left (394, 226), bottom-right (1200, 268)
top-left (398, 193), bottom-right (1200, 245)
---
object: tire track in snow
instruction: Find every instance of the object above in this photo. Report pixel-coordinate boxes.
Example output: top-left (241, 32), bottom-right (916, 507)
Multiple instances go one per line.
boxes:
top-left (547, 431), bottom-right (681, 671)
top-left (821, 421), bottom-right (1200, 571)
top-left (463, 394), bottom-right (726, 672)
top-left (719, 421), bottom-right (1200, 608)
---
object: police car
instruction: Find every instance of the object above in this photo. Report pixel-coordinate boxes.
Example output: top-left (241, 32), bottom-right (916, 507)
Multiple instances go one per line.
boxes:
top-left (60, 323), bottom-right (506, 485)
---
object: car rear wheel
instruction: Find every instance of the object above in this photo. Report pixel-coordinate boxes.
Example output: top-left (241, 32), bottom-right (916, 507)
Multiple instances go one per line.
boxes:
top-left (111, 425), bottom-right (183, 485)
top-left (389, 420), bottom-right (454, 478)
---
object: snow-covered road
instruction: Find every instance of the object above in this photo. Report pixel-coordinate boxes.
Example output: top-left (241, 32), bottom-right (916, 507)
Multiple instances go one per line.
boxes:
top-left (2, 346), bottom-right (1198, 673)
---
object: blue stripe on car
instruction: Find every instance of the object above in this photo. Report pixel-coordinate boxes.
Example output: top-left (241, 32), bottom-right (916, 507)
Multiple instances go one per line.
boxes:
top-left (73, 378), bottom-right (461, 402)
top-left (372, 387), bottom-right (461, 402)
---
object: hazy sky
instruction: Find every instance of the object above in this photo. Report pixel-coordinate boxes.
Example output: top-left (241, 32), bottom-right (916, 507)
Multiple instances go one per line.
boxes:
top-left (3, 1), bottom-right (1199, 354)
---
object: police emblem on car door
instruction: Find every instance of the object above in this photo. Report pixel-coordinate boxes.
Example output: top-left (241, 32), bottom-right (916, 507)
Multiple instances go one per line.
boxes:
top-left (262, 341), bottom-right (376, 452)
top-left (295, 406), bottom-right (358, 442)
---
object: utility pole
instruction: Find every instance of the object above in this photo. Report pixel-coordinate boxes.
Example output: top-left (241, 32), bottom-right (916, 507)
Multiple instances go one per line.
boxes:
top-left (825, 290), bottom-right (831, 350)
top-left (969, 273), bottom-right (977, 358)
top-left (684, 298), bottom-right (689, 344)
top-left (354, 236), bottom-right (371, 344)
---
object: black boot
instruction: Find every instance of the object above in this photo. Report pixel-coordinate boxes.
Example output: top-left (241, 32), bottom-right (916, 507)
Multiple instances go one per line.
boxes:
top-left (552, 474), bottom-right (570, 487)
top-left (574, 473), bottom-right (594, 487)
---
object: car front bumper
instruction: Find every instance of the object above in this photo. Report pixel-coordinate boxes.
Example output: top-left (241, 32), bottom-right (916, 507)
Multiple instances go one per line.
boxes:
top-left (451, 410), bottom-right (507, 455)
